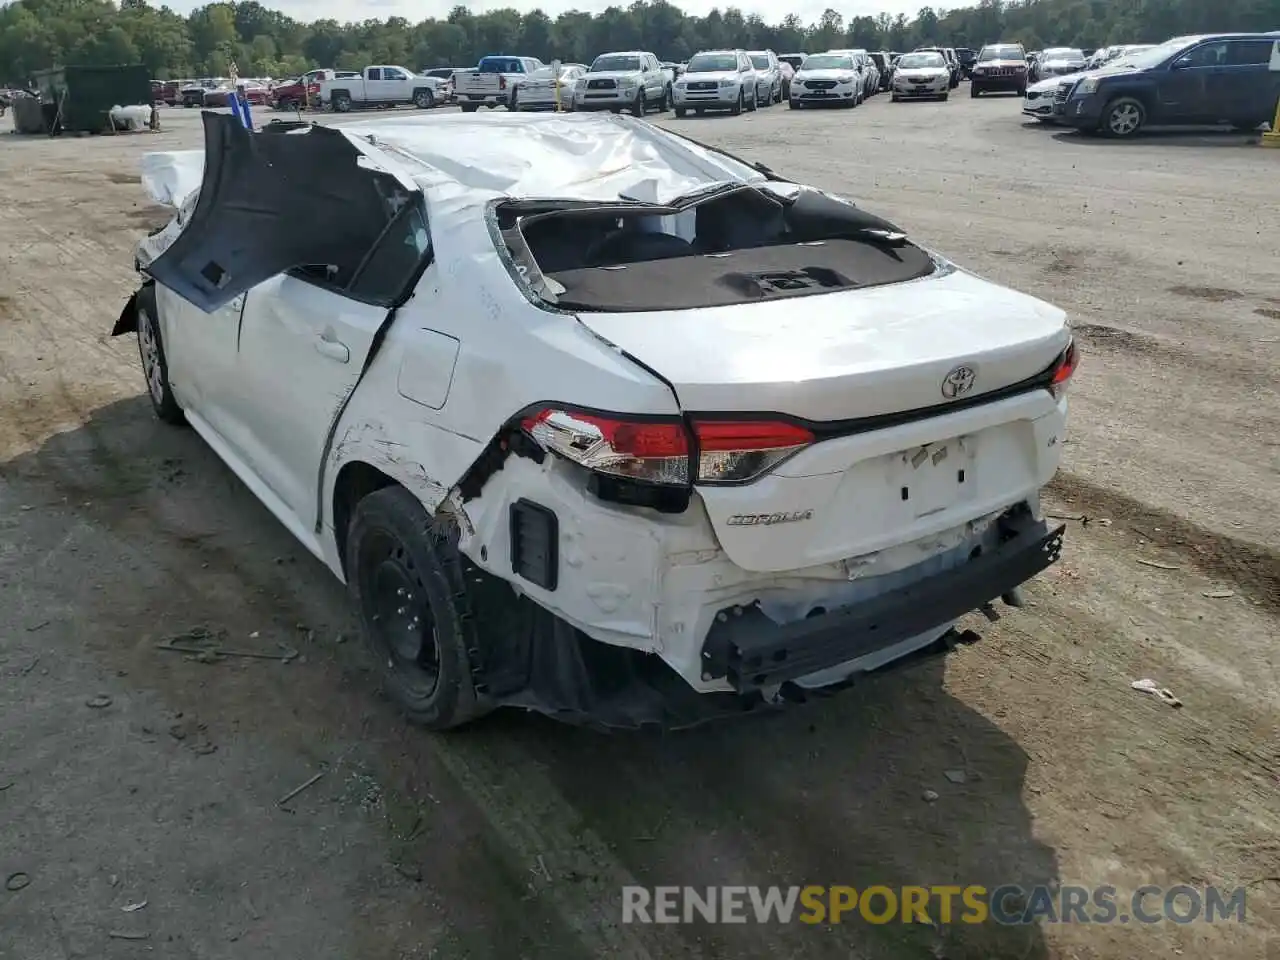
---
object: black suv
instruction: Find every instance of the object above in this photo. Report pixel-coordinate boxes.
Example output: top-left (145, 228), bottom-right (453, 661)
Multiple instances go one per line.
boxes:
top-left (1057, 33), bottom-right (1280, 137)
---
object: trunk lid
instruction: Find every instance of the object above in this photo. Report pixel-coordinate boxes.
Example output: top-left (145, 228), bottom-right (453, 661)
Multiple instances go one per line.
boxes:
top-left (575, 267), bottom-right (1068, 423)
top-left (576, 268), bottom-right (1071, 573)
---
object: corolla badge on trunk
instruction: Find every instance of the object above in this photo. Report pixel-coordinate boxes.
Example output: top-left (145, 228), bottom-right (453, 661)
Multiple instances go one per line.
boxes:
top-left (726, 510), bottom-right (814, 526)
top-left (941, 365), bottom-right (977, 399)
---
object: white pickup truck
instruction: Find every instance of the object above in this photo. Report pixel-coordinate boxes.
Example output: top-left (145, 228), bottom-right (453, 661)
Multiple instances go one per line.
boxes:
top-left (318, 65), bottom-right (443, 113)
top-left (453, 55), bottom-right (544, 111)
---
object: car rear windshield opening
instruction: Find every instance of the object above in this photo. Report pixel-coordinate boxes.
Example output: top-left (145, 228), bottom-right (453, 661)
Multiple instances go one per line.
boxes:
top-left (980, 46), bottom-right (1023, 60)
top-left (496, 187), bottom-right (936, 313)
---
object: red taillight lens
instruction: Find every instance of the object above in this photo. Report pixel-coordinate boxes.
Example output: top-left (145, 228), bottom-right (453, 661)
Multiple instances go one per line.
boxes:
top-left (499, 76), bottom-right (507, 89)
top-left (693, 420), bottom-right (814, 483)
top-left (519, 410), bottom-right (816, 487)
top-left (1049, 339), bottom-right (1079, 399)
top-left (307, 83), bottom-right (319, 94)
top-left (521, 409), bottom-right (690, 485)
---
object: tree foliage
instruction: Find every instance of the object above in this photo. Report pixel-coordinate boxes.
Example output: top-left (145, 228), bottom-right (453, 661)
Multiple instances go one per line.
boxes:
top-left (2, 0), bottom-right (1276, 83)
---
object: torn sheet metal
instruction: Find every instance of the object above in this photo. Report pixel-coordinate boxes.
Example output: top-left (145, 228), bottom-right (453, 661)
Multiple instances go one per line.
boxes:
top-left (142, 113), bottom-right (424, 312)
top-left (135, 112), bottom-right (774, 297)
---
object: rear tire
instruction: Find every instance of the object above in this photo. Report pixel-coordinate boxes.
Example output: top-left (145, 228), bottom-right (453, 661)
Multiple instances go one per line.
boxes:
top-left (346, 487), bottom-right (490, 731)
top-left (632, 90), bottom-right (645, 116)
top-left (748, 87), bottom-right (758, 111)
top-left (459, 102), bottom-right (479, 113)
top-left (135, 286), bottom-right (185, 426)
top-left (674, 106), bottom-right (686, 117)
top-left (333, 93), bottom-right (352, 113)
top-left (730, 90), bottom-right (743, 116)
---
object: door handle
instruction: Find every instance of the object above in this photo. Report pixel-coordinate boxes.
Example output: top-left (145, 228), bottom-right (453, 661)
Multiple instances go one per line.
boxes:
top-left (315, 336), bottom-right (350, 363)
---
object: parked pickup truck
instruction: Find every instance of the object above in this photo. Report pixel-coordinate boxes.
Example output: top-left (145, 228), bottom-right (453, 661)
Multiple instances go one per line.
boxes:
top-left (318, 65), bottom-right (444, 112)
top-left (271, 69), bottom-right (357, 110)
top-left (453, 55), bottom-right (544, 111)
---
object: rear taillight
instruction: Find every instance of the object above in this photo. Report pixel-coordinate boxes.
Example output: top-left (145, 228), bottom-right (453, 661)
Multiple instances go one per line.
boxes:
top-left (1048, 339), bottom-right (1079, 399)
top-left (693, 420), bottom-right (814, 484)
top-left (519, 408), bottom-right (815, 488)
top-left (521, 409), bottom-right (689, 485)
top-left (307, 83), bottom-right (319, 94)
top-left (499, 76), bottom-right (507, 90)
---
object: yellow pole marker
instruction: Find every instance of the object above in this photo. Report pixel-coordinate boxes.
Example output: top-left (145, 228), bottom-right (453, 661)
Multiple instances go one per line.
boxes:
top-left (552, 59), bottom-right (562, 112)
top-left (1262, 95), bottom-right (1280, 147)
top-left (1265, 44), bottom-right (1280, 147)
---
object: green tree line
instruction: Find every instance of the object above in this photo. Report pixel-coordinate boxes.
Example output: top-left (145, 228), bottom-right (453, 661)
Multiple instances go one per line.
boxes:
top-left (2, 0), bottom-right (1276, 84)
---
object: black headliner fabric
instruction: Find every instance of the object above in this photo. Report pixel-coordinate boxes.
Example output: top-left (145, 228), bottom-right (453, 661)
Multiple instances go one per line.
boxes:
top-left (548, 239), bottom-right (934, 312)
top-left (147, 113), bottom-right (402, 312)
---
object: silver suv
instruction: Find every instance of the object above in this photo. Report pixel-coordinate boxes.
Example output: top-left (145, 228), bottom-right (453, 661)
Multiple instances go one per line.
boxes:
top-left (672, 49), bottom-right (760, 116)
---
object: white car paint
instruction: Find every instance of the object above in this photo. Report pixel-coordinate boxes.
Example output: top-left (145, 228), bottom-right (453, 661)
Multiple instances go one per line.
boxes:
top-left (514, 64), bottom-right (585, 110)
top-left (673, 50), bottom-right (759, 113)
top-left (890, 54), bottom-right (952, 99)
top-left (572, 51), bottom-right (668, 111)
top-left (789, 54), bottom-right (860, 106)
top-left (1022, 71), bottom-right (1081, 120)
top-left (129, 112), bottom-right (1074, 712)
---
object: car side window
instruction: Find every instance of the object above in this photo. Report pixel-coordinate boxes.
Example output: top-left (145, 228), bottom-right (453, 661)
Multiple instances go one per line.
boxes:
top-left (368, 68), bottom-right (382, 81)
top-left (347, 199), bottom-right (433, 306)
top-left (1181, 42), bottom-right (1229, 68)
top-left (1225, 40), bottom-right (1275, 66)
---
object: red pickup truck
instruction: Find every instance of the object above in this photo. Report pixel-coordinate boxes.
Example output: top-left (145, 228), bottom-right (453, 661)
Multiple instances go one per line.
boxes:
top-left (269, 69), bottom-right (359, 110)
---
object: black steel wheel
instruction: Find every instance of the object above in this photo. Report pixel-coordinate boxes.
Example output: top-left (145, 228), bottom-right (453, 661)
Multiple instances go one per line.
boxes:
top-left (135, 285), bottom-right (185, 425)
top-left (346, 486), bottom-right (489, 730)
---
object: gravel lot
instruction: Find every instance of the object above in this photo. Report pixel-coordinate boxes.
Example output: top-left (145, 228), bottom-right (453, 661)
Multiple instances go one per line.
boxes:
top-left (1, 94), bottom-right (1277, 960)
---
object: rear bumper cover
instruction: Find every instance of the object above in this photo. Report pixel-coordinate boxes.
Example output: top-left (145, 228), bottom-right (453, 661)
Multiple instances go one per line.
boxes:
top-left (700, 511), bottom-right (1063, 694)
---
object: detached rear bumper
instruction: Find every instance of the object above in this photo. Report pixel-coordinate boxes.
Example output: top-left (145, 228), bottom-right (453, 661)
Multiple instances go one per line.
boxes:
top-left (701, 510), bottom-right (1064, 694)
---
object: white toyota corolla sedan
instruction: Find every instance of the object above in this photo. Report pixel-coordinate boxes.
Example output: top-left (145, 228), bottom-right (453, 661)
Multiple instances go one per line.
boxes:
top-left (115, 112), bottom-right (1076, 731)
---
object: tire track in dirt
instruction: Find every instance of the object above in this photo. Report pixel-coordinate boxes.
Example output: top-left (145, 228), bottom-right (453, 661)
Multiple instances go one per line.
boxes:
top-left (1072, 322), bottom-right (1277, 394)
top-left (1048, 471), bottom-right (1280, 615)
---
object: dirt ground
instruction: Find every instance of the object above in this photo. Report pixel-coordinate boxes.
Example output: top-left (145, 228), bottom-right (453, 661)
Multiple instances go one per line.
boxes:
top-left (0, 95), bottom-right (1277, 960)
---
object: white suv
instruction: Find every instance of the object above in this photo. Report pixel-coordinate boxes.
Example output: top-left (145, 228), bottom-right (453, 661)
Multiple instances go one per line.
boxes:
top-left (673, 49), bottom-right (760, 116)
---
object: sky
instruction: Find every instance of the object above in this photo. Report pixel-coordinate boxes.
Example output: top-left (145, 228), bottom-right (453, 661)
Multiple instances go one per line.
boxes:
top-left (168, 0), bottom-right (932, 28)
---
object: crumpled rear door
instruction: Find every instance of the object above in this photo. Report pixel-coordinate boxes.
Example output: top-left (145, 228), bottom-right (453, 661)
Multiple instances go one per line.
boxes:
top-left (146, 112), bottom-right (421, 313)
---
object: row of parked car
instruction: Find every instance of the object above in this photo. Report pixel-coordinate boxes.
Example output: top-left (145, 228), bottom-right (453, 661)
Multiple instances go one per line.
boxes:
top-left (1019, 32), bottom-right (1280, 138)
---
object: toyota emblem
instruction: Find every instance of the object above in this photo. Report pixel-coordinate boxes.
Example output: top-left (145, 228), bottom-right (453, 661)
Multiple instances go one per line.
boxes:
top-left (941, 365), bottom-right (977, 399)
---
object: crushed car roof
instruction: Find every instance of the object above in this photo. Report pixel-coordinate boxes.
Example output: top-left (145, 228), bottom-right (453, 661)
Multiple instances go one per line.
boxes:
top-left (140, 112), bottom-right (771, 227)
